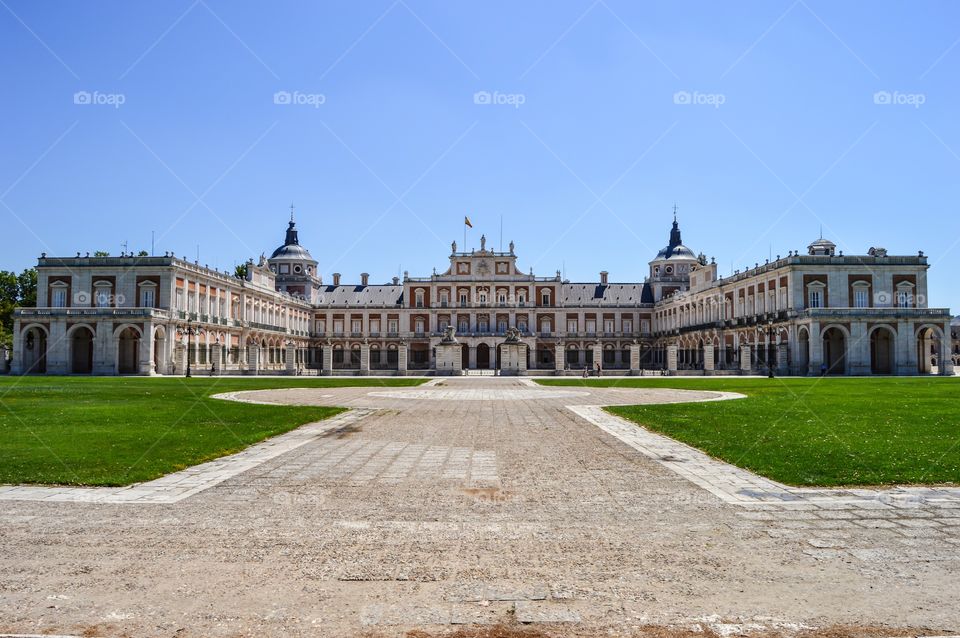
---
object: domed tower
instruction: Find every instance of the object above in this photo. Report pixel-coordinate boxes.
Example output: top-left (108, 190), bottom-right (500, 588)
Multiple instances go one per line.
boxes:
top-left (648, 210), bottom-right (700, 302)
top-left (267, 209), bottom-right (320, 302)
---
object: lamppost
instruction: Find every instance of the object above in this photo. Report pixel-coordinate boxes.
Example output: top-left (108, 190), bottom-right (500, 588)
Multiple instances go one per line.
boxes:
top-left (766, 318), bottom-right (775, 378)
top-left (177, 322), bottom-right (204, 378)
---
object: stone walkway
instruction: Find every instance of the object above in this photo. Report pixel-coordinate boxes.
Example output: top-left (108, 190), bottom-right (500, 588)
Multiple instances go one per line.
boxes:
top-left (1, 377), bottom-right (959, 637)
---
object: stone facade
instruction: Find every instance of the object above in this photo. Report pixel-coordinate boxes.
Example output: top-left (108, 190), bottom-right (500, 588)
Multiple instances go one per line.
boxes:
top-left (9, 215), bottom-right (954, 376)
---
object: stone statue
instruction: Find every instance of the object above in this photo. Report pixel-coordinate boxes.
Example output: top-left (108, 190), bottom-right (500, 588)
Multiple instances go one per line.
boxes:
top-left (451, 240), bottom-right (457, 254)
top-left (480, 234), bottom-right (486, 251)
top-left (505, 327), bottom-right (520, 343)
top-left (509, 240), bottom-right (514, 255)
top-left (441, 324), bottom-right (457, 344)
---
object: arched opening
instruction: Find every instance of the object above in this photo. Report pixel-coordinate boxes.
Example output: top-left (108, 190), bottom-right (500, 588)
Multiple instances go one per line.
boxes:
top-left (21, 325), bottom-right (47, 373)
top-left (153, 327), bottom-right (166, 374)
top-left (70, 326), bottom-right (95, 374)
top-left (461, 343), bottom-right (469, 370)
top-left (870, 327), bottom-right (895, 374)
top-left (797, 328), bottom-right (810, 374)
top-left (822, 327), bottom-right (846, 375)
top-left (476, 343), bottom-right (490, 369)
top-left (916, 326), bottom-right (943, 375)
top-left (117, 327), bottom-right (141, 374)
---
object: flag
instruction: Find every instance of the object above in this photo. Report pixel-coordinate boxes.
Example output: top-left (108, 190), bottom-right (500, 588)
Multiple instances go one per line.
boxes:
top-left (464, 216), bottom-right (473, 228)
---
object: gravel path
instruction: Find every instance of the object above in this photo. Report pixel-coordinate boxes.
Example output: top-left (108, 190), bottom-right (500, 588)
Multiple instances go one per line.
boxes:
top-left (0, 377), bottom-right (956, 637)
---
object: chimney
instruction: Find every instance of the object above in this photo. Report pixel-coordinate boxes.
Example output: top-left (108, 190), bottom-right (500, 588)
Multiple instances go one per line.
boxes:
top-left (392, 276), bottom-right (400, 285)
top-left (600, 271), bottom-right (608, 285)
top-left (361, 272), bottom-right (369, 287)
top-left (332, 272), bottom-right (341, 286)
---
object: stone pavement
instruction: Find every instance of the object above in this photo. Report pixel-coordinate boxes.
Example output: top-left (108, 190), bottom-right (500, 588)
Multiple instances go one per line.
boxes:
top-left (1, 377), bottom-right (959, 637)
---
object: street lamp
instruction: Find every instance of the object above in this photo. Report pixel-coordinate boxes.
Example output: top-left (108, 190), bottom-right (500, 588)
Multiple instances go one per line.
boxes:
top-left (766, 318), bottom-right (775, 378)
top-left (177, 321), bottom-right (204, 378)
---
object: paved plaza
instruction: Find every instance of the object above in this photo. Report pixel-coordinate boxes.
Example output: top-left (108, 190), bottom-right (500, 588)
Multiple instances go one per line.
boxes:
top-left (1, 377), bottom-right (959, 637)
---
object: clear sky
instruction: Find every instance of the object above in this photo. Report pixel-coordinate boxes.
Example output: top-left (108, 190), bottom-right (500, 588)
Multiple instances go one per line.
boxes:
top-left (2, 1), bottom-right (959, 309)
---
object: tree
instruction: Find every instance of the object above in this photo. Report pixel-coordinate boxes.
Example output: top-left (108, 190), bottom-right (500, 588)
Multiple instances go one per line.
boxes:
top-left (137, 250), bottom-right (149, 256)
top-left (0, 268), bottom-right (36, 349)
top-left (93, 250), bottom-right (110, 257)
top-left (234, 263), bottom-right (248, 279)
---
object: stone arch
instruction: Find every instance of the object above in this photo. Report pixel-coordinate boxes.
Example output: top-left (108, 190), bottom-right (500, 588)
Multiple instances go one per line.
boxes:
top-left (869, 324), bottom-right (896, 374)
top-left (67, 324), bottom-right (96, 374)
top-left (20, 323), bottom-right (49, 373)
top-left (915, 324), bottom-right (946, 374)
top-left (476, 342), bottom-right (491, 369)
top-left (797, 326), bottom-right (810, 374)
top-left (115, 325), bottom-right (142, 374)
top-left (820, 325), bottom-right (848, 375)
top-left (153, 325), bottom-right (168, 374)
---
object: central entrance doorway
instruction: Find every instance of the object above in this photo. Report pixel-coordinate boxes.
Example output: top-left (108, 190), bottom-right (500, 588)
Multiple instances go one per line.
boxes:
top-left (476, 343), bottom-right (490, 369)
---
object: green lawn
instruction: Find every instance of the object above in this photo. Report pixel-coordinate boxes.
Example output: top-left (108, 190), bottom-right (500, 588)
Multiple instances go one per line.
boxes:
top-left (0, 376), bottom-right (425, 486)
top-left (538, 376), bottom-right (960, 487)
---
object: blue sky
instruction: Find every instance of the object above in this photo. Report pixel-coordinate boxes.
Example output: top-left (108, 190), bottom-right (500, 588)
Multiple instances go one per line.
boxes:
top-left (2, 1), bottom-right (959, 308)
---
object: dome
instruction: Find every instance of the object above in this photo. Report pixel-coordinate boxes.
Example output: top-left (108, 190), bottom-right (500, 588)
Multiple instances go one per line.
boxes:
top-left (807, 237), bottom-right (836, 256)
top-left (269, 220), bottom-right (316, 263)
top-left (651, 217), bottom-right (697, 262)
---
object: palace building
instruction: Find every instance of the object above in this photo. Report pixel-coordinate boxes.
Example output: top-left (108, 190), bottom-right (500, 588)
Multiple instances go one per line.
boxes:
top-left (9, 212), bottom-right (955, 376)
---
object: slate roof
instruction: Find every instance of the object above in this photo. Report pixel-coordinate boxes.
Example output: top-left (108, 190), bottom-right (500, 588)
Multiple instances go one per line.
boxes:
top-left (561, 283), bottom-right (653, 305)
top-left (314, 285), bottom-right (404, 307)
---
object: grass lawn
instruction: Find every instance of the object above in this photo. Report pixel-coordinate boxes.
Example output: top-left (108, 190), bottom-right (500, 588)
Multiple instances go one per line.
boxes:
top-left (538, 376), bottom-right (960, 487)
top-left (0, 376), bottom-right (425, 487)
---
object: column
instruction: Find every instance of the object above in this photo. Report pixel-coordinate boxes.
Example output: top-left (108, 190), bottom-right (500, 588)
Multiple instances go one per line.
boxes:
top-left (359, 342), bottom-right (370, 375)
top-left (848, 322), bottom-right (869, 375)
top-left (0, 345), bottom-right (8, 374)
top-left (211, 341), bottom-right (223, 376)
top-left (518, 344), bottom-right (527, 374)
top-left (629, 342), bottom-right (640, 373)
top-left (468, 345), bottom-right (477, 369)
top-left (808, 321), bottom-right (823, 375)
top-left (174, 342), bottom-right (185, 376)
top-left (666, 344), bottom-right (678, 372)
top-left (94, 321), bottom-right (113, 375)
top-left (45, 320), bottom-right (67, 374)
top-left (322, 343), bottom-right (333, 376)
top-left (247, 344), bottom-right (260, 375)
top-left (554, 343), bottom-right (564, 373)
top-left (940, 323), bottom-right (954, 376)
top-left (895, 320), bottom-right (914, 375)
top-left (139, 324), bottom-right (155, 375)
top-left (777, 343), bottom-right (789, 375)
top-left (285, 342), bottom-right (297, 375)
top-left (10, 320), bottom-right (23, 374)
top-left (397, 341), bottom-right (408, 375)
top-left (592, 343), bottom-right (603, 373)
top-left (703, 344), bottom-right (715, 373)
top-left (739, 345), bottom-right (751, 372)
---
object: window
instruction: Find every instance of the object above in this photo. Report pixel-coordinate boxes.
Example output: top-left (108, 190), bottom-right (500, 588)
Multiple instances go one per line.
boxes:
top-left (316, 320), bottom-right (326, 334)
top-left (95, 288), bottom-right (111, 307)
top-left (541, 319), bottom-right (552, 335)
top-left (808, 289), bottom-right (822, 308)
top-left (459, 292), bottom-right (468, 306)
top-left (641, 320), bottom-right (650, 334)
top-left (333, 320), bottom-right (344, 335)
top-left (175, 289), bottom-right (184, 310)
top-left (518, 292), bottom-right (526, 306)
top-left (458, 318), bottom-right (469, 332)
top-left (497, 320), bottom-right (507, 333)
top-left (142, 288), bottom-right (156, 308)
top-left (351, 320), bottom-right (362, 334)
top-left (541, 291), bottom-right (551, 306)
top-left (623, 319), bottom-right (633, 333)
top-left (415, 289), bottom-right (424, 308)
top-left (440, 291), bottom-right (449, 307)
top-left (853, 285), bottom-right (869, 308)
top-left (517, 319), bottom-right (528, 332)
top-left (604, 319), bottom-right (614, 333)
top-left (567, 320), bottom-right (577, 333)
top-left (896, 283), bottom-right (915, 308)
top-left (478, 317), bottom-right (489, 332)
top-left (498, 292), bottom-right (506, 305)
top-left (370, 320), bottom-right (380, 335)
top-left (388, 319), bottom-right (398, 334)
top-left (478, 291), bottom-right (487, 304)
top-left (586, 320), bottom-right (596, 334)
top-left (51, 286), bottom-right (67, 308)
top-left (415, 319), bottom-right (425, 334)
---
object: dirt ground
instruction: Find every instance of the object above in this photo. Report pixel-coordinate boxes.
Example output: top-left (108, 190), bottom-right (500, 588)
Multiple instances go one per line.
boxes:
top-left (1, 378), bottom-right (957, 637)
